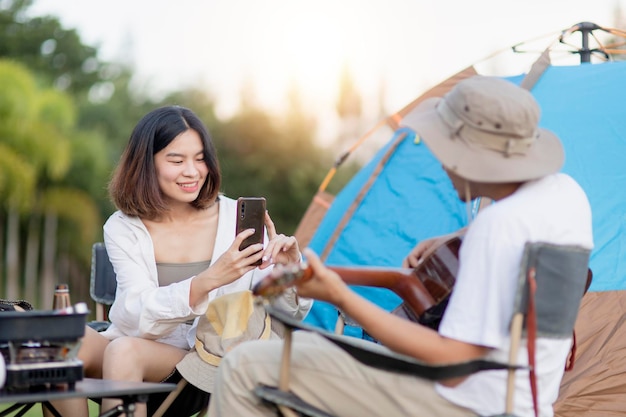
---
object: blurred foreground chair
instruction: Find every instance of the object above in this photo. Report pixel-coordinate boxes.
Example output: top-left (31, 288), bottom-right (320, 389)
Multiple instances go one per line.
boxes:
top-left (87, 242), bottom-right (209, 417)
top-left (254, 241), bottom-right (591, 417)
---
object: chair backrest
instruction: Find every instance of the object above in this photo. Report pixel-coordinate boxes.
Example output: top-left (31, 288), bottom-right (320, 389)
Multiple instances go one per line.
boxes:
top-left (515, 242), bottom-right (591, 337)
top-left (89, 242), bottom-right (117, 322)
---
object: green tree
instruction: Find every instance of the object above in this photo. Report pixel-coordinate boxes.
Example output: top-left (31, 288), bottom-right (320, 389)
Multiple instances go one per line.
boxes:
top-left (0, 1), bottom-right (133, 305)
top-left (0, 59), bottom-right (101, 306)
top-left (213, 95), bottom-right (341, 234)
top-left (0, 59), bottom-right (39, 299)
top-left (0, 0), bottom-right (110, 97)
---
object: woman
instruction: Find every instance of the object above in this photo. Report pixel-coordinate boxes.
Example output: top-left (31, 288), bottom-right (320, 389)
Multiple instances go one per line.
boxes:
top-left (51, 106), bottom-right (311, 417)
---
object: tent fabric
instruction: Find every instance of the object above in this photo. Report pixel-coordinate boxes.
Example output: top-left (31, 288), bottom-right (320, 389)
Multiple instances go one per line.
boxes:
top-left (302, 60), bottom-right (626, 411)
top-left (555, 290), bottom-right (626, 416)
top-left (293, 189), bottom-right (334, 248)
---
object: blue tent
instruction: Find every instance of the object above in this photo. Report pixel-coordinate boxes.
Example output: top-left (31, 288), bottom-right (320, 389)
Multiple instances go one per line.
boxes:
top-left (301, 58), bottom-right (626, 415)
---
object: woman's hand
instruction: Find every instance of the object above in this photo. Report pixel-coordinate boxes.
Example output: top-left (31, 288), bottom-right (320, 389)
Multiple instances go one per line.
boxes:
top-left (203, 229), bottom-right (264, 284)
top-left (190, 228), bottom-right (265, 306)
top-left (259, 211), bottom-right (301, 268)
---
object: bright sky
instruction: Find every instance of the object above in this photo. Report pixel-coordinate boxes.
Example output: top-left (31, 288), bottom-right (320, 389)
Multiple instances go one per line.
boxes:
top-left (28, 0), bottom-right (626, 143)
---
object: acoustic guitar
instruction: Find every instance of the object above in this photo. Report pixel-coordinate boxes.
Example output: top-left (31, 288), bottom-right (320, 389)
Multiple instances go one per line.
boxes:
top-left (253, 236), bottom-right (462, 328)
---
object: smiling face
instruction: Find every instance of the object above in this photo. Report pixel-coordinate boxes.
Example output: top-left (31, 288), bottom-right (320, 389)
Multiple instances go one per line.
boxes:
top-left (154, 129), bottom-right (209, 206)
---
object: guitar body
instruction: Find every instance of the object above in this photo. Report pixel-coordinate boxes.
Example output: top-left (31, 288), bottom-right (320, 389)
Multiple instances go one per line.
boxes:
top-left (408, 236), bottom-right (461, 329)
top-left (373, 236), bottom-right (460, 329)
top-left (415, 236), bottom-right (461, 303)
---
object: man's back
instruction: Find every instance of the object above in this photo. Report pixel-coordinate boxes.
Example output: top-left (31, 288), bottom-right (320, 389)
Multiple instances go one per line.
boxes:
top-left (437, 172), bottom-right (593, 417)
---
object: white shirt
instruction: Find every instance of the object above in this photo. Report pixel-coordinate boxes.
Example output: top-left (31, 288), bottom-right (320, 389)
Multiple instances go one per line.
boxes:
top-left (436, 173), bottom-right (593, 417)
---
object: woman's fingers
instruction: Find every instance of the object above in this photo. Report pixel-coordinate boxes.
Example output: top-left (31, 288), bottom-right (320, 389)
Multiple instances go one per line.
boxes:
top-left (234, 227), bottom-right (257, 245)
top-left (261, 234), bottom-right (299, 266)
top-left (230, 227), bottom-right (264, 265)
top-left (265, 211), bottom-right (277, 239)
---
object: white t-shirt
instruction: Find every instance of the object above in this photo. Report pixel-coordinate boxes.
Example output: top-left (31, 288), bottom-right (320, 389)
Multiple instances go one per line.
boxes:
top-left (436, 173), bottom-right (593, 417)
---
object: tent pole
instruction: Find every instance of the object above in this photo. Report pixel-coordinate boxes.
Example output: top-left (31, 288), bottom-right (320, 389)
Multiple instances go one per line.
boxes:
top-left (572, 22), bottom-right (601, 63)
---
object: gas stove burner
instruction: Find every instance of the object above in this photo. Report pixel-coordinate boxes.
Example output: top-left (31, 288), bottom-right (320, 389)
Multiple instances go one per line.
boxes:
top-left (5, 342), bottom-right (71, 364)
top-left (0, 308), bottom-right (87, 390)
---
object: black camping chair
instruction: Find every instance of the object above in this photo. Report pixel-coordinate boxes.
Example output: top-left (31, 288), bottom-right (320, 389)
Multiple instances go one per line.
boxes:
top-left (254, 242), bottom-right (591, 417)
top-left (87, 242), bottom-right (210, 417)
top-left (88, 242), bottom-right (117, 332)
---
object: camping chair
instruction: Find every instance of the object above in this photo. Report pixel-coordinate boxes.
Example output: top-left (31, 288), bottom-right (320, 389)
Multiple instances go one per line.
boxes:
top-left (88, 242), bottom-right (117, 332)
top-left (87, 242), bottom-right (210, 417)
top-left (254, 241), bottom-right (591, 417)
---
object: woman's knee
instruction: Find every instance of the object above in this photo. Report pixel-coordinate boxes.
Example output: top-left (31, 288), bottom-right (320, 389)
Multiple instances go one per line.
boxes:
top-left (102, 336), bottom-right (147, 379)
top-left (103, 337), bottom-right (187, 382)
top-left (104, 336), bottom-right (142, 365)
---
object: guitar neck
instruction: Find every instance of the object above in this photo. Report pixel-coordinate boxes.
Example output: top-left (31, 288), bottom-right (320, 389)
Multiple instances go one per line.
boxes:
top-left (327, 266), bottom-right (436, 316)
top-left (328, 266), bottom-right (412, 287)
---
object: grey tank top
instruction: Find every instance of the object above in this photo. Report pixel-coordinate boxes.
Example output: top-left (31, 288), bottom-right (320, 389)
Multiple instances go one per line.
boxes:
top-left (156, 259), bottom-right (211, 287)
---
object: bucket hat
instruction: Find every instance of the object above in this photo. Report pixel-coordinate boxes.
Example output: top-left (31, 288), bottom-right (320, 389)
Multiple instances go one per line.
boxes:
top-left (176, 290), bottom-right (280, 393)
top-left (401, 75), bottom-right (564, 183)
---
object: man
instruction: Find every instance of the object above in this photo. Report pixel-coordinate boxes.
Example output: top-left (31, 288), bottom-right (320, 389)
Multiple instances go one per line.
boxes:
top-left (207, 76), bottom-right (593, 417)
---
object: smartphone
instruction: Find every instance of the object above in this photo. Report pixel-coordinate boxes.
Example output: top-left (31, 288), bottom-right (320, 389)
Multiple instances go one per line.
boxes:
top-left (236, 197), bottom-right (266, 266)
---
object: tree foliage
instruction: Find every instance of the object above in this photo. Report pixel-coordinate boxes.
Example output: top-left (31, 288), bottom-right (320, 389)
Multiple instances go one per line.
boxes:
top-left (0, 59), bottom-right (103, 304)
top-left (0, 0), bottom-right (109, 96)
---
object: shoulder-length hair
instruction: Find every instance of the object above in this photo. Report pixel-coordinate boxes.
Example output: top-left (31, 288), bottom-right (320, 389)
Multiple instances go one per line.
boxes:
top-left (108, 106), bottom-right (221, 219)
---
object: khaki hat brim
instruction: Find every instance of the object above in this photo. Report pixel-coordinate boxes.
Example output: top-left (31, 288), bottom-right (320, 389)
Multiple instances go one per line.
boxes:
top-left (401, 97), bottom-right (564, 183)
top-left (175, 327), bottom-right (283, 393)
top-left (176, 349), bottom-right (218, 393)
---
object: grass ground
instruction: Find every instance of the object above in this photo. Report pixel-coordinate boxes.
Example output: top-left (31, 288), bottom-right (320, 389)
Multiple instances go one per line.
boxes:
top-left (0, 401), bottom-right (100, 416)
